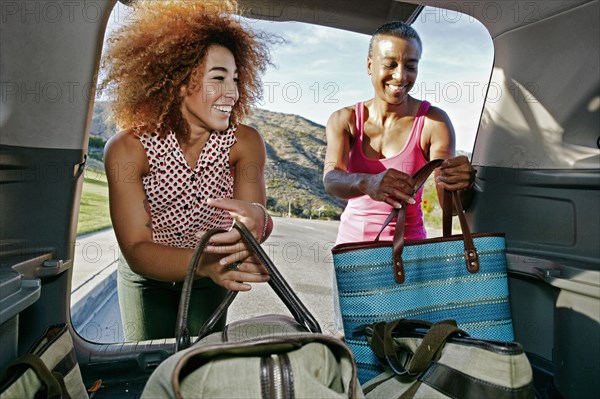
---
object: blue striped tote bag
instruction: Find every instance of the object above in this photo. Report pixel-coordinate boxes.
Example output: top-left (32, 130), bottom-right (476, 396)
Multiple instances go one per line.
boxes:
top-left (332, 160), bottom-right (514, 384)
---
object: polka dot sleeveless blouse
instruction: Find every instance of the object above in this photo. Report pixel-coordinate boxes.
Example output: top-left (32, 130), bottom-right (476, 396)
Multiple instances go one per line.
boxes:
top-left (139, 127), bottom-right (237, 249)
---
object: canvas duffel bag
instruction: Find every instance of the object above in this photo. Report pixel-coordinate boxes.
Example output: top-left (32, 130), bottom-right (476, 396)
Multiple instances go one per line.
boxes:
top-left (142, 221), bottom-right (362, 399)
top-left (358, 319), bottom-right (533, 399)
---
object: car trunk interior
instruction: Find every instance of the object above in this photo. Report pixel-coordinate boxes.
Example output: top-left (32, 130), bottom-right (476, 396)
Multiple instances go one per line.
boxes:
top-left (1, 1), bottom-right (598, 397)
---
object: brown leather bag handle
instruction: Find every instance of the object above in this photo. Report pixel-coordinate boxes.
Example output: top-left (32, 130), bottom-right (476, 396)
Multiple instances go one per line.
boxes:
top-left (374, 159), bottom-right (445, 242)
top-left (369, 319), bottom-right (468, 378)
top-left (374, 160), bottom-right (480, 283)
top-left (449, 190), bottom-right (480, 274)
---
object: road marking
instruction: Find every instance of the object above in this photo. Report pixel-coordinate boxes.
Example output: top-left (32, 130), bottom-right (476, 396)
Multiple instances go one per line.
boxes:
top-left (280, 219), bottom-right (317, 230)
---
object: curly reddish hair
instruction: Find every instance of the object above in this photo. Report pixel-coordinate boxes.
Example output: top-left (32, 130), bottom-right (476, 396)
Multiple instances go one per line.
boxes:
top-left (99, 0), bottom-right (273, 139)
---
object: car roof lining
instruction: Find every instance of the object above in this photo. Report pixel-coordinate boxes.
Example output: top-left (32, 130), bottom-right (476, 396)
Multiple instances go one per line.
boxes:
top-left (240, 1), bottom-right (423, 34)
top-left (237, 0), bottom-right (592, 37)
top-left (2, 0), bottom-right (592, 150)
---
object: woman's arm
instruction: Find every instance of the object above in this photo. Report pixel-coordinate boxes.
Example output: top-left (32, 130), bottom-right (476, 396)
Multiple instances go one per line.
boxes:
top-left (201, 124), bottom-right (273, 264)
top-left (231, 124), bottom-right (273, 241)
top-left (104, 130), bottom-right (268, 290)
top-left (422, 106), bottom-right (475, 210)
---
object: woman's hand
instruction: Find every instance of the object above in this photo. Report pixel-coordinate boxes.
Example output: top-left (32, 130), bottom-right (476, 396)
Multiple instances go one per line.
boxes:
top-left (436, 155), bottom-right (476, 191)
top-left (364, 168), bottom-right (417, 208)
top-left (196, 198), bottom-right (270, 291)
top-left (205, 197), bottom-right (266, 243)
top-left (198, 251), bottom-right (269, 291)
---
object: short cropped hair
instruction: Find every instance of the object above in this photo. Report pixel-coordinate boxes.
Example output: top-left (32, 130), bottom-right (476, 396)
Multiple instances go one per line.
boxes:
top-left (368, 20), bottom-right (422, 57)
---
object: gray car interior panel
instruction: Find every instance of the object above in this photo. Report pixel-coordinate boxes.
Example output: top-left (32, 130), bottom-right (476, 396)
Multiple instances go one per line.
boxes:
top-left (1, 0), bottom-right (112, 149)
top-left (472, 1), bottom-right (599, 169)
top-left (1, 0), bottom-right (598, 398)
top-left (471, 166), bottom-right (599, 398)
top-left (465, 1), bottom-right (599, 398)
top-left (473, 167), bottom-right (599, 267)
top-left (0, 146), bottom-right (85, 353)
top-left (240, 0), bottom-right (422, 34)
top-left (0, 0), bottom-right (116, 380)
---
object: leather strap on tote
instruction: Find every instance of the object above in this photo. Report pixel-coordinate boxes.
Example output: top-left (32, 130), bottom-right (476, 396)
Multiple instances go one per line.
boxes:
top-left (369, 319), bottom-right (434, 376)
top-left (420, 362), bottom-right (535, 399)
top-left (406, 320), bottom-right (467, 375)
top-left (229, 221), bottom-right (321, 336)
top-left (369, 319), bottom-right (468, 377)
top-left (451, 190), bottom-right (480, 273)
top-left (195, 290), bottom-right (238, 340)
top-left (374, 160), bottom-right (444, 283)
top-left (375, 159), bottom-right (444, 243)
top-left (370, 319), bottom-right (469, 399)
top-left (442, 190), bottom-right (453, 237)
top-left (176, 221), bottom-right (321, 351)
top-left (374, 159), bottom-right (480, 283)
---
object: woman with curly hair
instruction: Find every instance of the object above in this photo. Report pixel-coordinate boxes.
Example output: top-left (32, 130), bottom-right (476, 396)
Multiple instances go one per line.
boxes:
top-left (101, 0), bottom-right (274, 340)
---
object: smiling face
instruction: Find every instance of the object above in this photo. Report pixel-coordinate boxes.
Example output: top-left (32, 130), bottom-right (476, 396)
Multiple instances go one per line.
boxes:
top-left (180, 45), bottom-right (239, 134)
top-left (368, 35), bottom-right (421, 106)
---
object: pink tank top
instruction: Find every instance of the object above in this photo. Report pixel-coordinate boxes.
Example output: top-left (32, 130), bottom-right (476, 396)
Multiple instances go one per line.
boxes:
top-left (139, 128), bottom-right (237, 249)
top-left (336, 101), bottom-right (429, 244)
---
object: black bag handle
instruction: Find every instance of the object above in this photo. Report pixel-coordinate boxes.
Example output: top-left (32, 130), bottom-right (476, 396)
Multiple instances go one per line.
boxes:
top-left (176, 220), bottom-right (321, 351)
top-left (374, 159), bottom-right (480, 283)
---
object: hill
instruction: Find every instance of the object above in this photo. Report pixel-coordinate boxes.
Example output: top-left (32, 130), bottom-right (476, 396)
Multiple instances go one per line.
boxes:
top-left (89, 102), bottom-right (344, 218)
top-left (88, 102), bottom-right (471, 222)
top-left (242, 108), bottom-right (344, 218)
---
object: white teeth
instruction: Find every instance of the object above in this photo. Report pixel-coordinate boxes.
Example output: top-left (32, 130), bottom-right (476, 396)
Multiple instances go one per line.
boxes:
top-left (213, 105), bottom-right (232, 113)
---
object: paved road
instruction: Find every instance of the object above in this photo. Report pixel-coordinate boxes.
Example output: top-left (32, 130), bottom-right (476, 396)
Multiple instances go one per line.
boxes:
top-left (71, 217), bottom-right (340, 343)
top-left (227, 217), bottom-right (340, 334)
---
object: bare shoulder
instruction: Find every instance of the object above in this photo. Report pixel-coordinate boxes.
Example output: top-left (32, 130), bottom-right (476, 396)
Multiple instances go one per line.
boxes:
top-left (104, 128), bottom-right (143, 155)
top-left (231, 124), bottom-right (265, 164)
top-left (103, 128), bottom-right (148, 175)
top-left (326, 105), bottom-right (356, 138)
top-left (421, 104), bottom-right (456, 158)
top-left (423, 104), bottom-right (454, 138)
top-left (328, 105), bottom-right (354, 126)
top-left (234, 123), bottom-right (263, 144)
top-left (425, 104), bottom-right (452, 125)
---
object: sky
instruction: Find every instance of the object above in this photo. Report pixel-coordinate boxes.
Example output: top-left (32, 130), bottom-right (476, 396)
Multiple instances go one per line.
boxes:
top-left (106, 5), bottom-right (494, 153)
top-left (246, 10), bottom-right (494, 152)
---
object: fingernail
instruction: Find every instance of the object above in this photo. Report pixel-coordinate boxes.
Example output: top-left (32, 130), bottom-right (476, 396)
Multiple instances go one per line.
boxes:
top-left (408, 198), bottom-right (416, 205)
top-left (394, 203), bottom-right (403, 209)
top-left (220, 259), bottom-right (227, 266)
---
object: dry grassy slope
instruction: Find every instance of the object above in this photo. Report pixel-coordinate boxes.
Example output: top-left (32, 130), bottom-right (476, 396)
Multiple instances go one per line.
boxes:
top-left (242, 108), bottom-right (345, 217)
top-left (91, 103), bottom-right (470, 219)
top-left (91, 102), bottom-right (345, 217)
